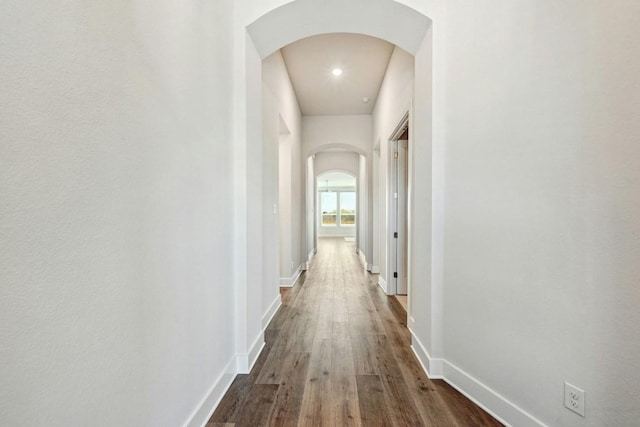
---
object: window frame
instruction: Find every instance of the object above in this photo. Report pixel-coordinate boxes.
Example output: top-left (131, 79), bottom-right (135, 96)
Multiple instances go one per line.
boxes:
top-left (319, 189), bottom-right (356, 228)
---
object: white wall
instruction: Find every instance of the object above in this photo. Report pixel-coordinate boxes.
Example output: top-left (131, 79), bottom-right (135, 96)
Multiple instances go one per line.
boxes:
top-left (372, 47), bottom-right (415, 289)
top-left (410, 27), bottom-right (442, 371)
top-left (277, 124), bottom-right (292, 281)
top-left (358, 154), bottom-right (369, 264)
top-left (262, 51), bottom-right (303, 292)
top-left (314, 151), bottom-right (360, 177)
top-left (302, 114), bottom-right (372, 157)
top-left (262, 80), bottom-right (281, 320)
top-left (305, 156), bottom-right (316, 261)
top-left (442, 1), bottom-right (640, 425)
top-left (0, 1), bottom-right (236, 426)
top-left (239, 34), bottom-right (265, 374)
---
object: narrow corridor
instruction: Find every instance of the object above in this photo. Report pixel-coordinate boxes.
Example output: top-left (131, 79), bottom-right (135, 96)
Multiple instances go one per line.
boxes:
top-left (208, 237), bottom-right (501, 426)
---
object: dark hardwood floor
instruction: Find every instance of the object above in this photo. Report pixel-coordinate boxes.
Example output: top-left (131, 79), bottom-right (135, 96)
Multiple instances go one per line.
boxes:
top-left (208, 237), bottom-right (502, 426)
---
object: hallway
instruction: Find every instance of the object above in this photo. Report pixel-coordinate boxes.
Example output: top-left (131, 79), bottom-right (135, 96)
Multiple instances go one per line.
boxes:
top-left (207, 238), bottom-right (500, 426)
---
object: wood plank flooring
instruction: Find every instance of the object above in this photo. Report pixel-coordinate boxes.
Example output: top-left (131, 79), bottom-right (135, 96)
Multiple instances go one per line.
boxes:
top-left (208, 237), bottom-right (502, 427)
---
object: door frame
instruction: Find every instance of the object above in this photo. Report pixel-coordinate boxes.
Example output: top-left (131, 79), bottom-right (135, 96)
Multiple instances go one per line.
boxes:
top-left (387, 112), bottom-right (410, 297)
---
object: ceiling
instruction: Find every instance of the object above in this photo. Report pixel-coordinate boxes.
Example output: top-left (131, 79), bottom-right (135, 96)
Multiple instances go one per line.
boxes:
top-left (281, 33), bottom-right (394, 116)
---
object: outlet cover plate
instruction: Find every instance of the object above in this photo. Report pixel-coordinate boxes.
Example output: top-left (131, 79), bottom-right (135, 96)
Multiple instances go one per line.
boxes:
top-left (564, 382), bottom-right (585, 417)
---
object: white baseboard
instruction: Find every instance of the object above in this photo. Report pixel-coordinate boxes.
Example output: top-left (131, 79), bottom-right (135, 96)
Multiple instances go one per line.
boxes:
top-left (377, 276), bottom-right (387, 293)
top-left (236, 330), bottom-right (265, 374)
top-left (183, 355), bottom-right (236, 427)
top-left (183, 296), bottom-right (284, 426)
top-left (249, 340), bottom-right (264, 372)
top-left (357, 249), bottom-right (368, 270)
top-left (370, 265), bottom-right (380, 274)
top-left (409, 329), bottom-right (443, 379)
top-left (238, 292), bottom-right (283, 374)
top-left (280, 265), bottom-right (303, 287)
top-left (242, 293), bottom-right (283, 373)
top-left (303, 250), bottom-right (316, 271)
top-left (262, 293), bottom-right (282, 329)
top-left (442, 361), bottom-right (546, 427)
top-left (409, 330), bottom-right (546, 427)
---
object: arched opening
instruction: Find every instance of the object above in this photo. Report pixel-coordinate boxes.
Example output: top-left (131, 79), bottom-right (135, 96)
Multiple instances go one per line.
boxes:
top-left (234, 0), bottom-right (442, 382)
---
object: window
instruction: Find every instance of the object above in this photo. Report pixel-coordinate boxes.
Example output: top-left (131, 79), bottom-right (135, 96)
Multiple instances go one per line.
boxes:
top-left (321, 192), bottom-right (337, 225)
top-left (320, 191), bottom-right (355, 227)
top-left (340, 192), bottom-right (356, 225)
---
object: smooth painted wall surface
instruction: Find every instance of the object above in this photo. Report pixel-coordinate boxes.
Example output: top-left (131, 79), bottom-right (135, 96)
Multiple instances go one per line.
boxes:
top-left (241, 34), bottom-right (265, 370)
top-left (0, 1), bottom-right (236, 425)
top-left (443, 1), bottom-right (640, 425)
top-left (302, 114), bottom-right (372, 157)
top-left (314, 151), bottom-right (359, 177)
top-left (262, 84), bottom-right (281, 316)
top-left (263, 51), bottom-right (303, 284)
top-left (409, 28), bottom-right (440, 362)
top-left (358, 154), bottom-right (368, 262)
top-left (306, 156), bottom-right (316, 259)
top-left (245, 0), bottom-right (430, 59)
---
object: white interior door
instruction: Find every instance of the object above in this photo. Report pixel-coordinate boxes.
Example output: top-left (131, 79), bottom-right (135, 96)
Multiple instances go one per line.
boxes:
top-left (396, 140), bottom-right (409, 295)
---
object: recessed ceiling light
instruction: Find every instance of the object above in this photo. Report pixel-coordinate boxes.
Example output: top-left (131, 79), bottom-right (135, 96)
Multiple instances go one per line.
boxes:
top-left (332, 68), bottom-right (343, 76)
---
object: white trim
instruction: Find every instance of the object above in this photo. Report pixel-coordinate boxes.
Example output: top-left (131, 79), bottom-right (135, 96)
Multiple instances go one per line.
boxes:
top-left (279, 265), bottom-right (303, 287)
top-left (262, 293), bottom-right (282, 329)
top-left (409, 329), bottom-right (443, 379)
top-left (183, 293), bottom-right (282, 426)
top-left (358, 249), bottom-right (368, 269)
top-left (182, 355), bottom-right (236, 427)
top-left (370, 265), bottom-right (380, 274)
top-left (237, 332), bottom-right (265, 374)
top-left (236, 354), bottom-right (248, 373)
top-left (442, 361), bottom-right (547, 427)
top-left (409, 330), bottom-right (546, 427)
top-left (249, 340), bottom-right (265, 371)
top-left (377, 276), bottom-right (387, 294)
top-left (304, 249), bottom-right (315, 271)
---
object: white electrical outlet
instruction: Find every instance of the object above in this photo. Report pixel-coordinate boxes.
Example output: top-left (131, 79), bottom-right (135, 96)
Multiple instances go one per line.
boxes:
top-left (564, 382), bottom-right (585, 417)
